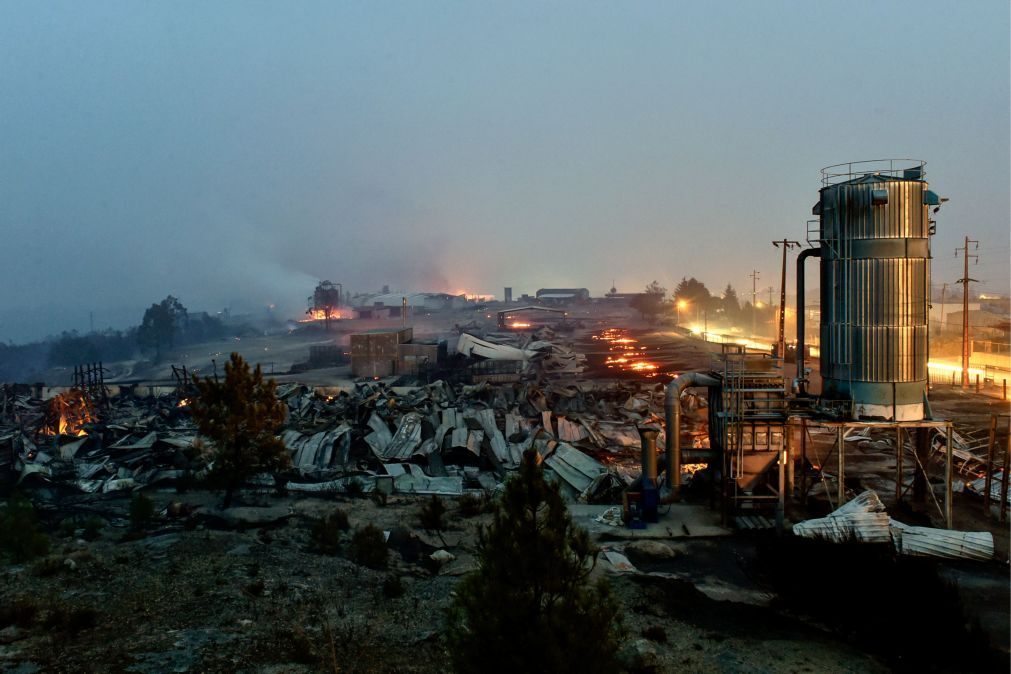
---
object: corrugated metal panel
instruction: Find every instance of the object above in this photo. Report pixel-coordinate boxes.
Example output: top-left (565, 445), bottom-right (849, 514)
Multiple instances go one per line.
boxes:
top-left (821, 179), bottom-right (927, 241)
top-left (895, 527), bottom-right (994, 561)
top-left (793, 512), bottom-right (892, 543)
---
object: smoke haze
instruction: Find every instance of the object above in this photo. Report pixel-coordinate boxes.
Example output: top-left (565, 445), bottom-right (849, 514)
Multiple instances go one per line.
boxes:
top-left (1, 1), bottom-right (1008, 342)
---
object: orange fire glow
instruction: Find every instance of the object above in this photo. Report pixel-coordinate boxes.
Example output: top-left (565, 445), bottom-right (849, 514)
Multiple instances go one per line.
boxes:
top-left (596, 328), bottom-right (662, 377)
top-left (509, 321), bottom-right (532, 329)
top-left (42, 389), bottom-right (93, 437)
top-left (300, 308), bottom-right (345, 323)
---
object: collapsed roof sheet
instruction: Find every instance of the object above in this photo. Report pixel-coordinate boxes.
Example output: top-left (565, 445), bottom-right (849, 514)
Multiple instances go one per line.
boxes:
top-left (543, 443), bottom-right (606, 496)
top-left (457, 333), bottom-right (536, 361)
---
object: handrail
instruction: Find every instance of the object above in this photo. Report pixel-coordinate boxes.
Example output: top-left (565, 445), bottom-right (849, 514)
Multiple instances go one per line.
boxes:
top-left (820, 158), bottom-right (926, 186)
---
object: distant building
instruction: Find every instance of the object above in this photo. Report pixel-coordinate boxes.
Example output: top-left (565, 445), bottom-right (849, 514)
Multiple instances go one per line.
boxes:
top-left (979, 294), bottom-right (1011, 316)
top-left (971, 321), bottom-right (1010, 373)
top-left (946, 310), bottom-right (1008, 338)
top-left (497, 305), bottom-right (566, 330)
top-left (353, 292), bottom-right (468, 318)
top-left (349, 327), bottom-right (445, 377)
top-left (603, 291), bottom-right (647, 305)
top-left (535, 288), bottom-right (590, 305)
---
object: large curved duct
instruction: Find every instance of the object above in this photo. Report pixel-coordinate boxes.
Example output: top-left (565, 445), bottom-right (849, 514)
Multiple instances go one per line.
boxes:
top-left (796, 247), bottom-right (821, 394)
top-left (661, 371), bottom-right (721, 497)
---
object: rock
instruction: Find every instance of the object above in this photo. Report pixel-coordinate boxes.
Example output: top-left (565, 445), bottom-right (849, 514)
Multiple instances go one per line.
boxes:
top-left (618, 638), bottom-right (659, 673)
top-left (429, 549), bottom-right (455, 565)
top-left (0, 625), bottom-right (24, 644)
top-left (196, 505), bottom-right (292, 529)
top-left (625, 540), bottom-right (676, 560)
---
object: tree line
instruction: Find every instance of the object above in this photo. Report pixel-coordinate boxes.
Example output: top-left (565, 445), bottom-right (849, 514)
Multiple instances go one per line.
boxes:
top-left (0, 295), bottom-right (237, 382)
top-left (630, 277), bottom-right (775, 327)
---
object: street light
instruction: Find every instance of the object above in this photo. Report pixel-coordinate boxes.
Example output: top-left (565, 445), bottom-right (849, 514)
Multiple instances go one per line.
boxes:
top-left (677, 299), bottom-right (688, 325)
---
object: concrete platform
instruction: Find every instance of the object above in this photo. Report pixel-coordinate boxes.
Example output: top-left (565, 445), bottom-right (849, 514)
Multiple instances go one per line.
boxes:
top-left (571, 503), bottom-right (732, 539)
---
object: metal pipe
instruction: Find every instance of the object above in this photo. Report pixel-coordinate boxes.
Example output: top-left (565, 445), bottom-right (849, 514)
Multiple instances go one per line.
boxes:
top-left (837, 426), bottom-right (846, 506)
top-left (663, 371), bottom-right (721, 498)
top-left (795, 247), bottom-right (821, 394)
top-left (945, 424), bottom-right (953, 528)
top-left (639, 427), bottom-right (659, 487)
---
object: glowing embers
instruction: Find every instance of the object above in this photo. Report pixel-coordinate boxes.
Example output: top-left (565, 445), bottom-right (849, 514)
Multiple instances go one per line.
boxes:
top-left (42, 389), bottom-right (94, 437)
top-left (594, 328), bottom-right (660, 377)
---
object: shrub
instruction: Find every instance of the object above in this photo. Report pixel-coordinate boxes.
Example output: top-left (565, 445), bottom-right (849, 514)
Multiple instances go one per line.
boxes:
top-left (58, 518), bottom-right (77, 538)
top-left (642, 625), bottom-right (667, 643)
top-left (382, 574), bottom-right (405, 599)
top-left (348, 525), bottom-right (387, 570)
top-left (82, 517), bottom-right (104, 541)
top-left (418, 495), bottom-right (446, 531)
top-left (446, 451), bottom-right (623, 673)
top-left (129, 492), bottom-right (155, 531)
top-left (42, 604), bottom-right (99, 635)
top-left (244, 579), bottom-right (266, 598)
top-left (344, 477), bottom-right (365, 499)
top-left (0, 493), bottom-right (50, 562)
top-left (0, 597), bottom-right (38, 628)
top-left (310, 510), bottom-right (349, 555)
top-left (31, 556), bottom-right (65, 577)
top-left (456, 493), bottom-right (483, 518)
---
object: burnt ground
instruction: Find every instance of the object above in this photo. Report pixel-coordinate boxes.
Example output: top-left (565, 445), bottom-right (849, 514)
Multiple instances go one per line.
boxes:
top-left (1, 487), bottom-right (1007, 673)
top-left (2, 316), bottom-right (1009, 673)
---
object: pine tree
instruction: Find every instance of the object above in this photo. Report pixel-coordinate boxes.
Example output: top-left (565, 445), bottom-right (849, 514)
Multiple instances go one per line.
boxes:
top-left (446, 451), bottom-right (623, 674)
top-left (138, 295), bottom-right (187, 361)
top-left (190, 353), bottom-right (290, 508)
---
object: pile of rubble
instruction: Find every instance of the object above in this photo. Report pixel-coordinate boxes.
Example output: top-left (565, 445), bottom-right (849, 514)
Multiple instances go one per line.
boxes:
top-left (1, 386), bottom-right (200, 494)
top-left (274, 377), bottom-right (692, 499)
top-left (456, 328), bottom-right (587, 378)
top-left (2, 375), bottom-right (709, 503)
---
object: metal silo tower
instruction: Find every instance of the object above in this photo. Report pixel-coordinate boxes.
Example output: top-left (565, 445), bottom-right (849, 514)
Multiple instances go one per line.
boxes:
top-left (812, 160), bottom-right (943, 420)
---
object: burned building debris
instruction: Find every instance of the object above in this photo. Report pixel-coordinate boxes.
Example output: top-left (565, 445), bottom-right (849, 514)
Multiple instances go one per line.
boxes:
top-left (0, 333), bottom-right (706, 505)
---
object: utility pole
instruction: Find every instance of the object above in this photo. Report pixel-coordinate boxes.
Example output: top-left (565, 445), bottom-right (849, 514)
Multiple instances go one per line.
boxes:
top-left (955, 237), bottom-right (979, 388)
top-left (749, 270), bottom-right (760, 337)
top-left (939, 282), bottom-right (948, 338)
top-left (773, 240), bottom-right (801, 362)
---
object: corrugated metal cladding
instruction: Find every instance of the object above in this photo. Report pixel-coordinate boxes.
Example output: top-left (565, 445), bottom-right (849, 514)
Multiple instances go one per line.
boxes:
top-left (820, 324), bottom-right (927, 381)
top-left (817, 175), bottom-right (931, 397)
top-left (819, 178), bottom-right (928, 244)
top-left (823, 259), bottom-right (928, 325)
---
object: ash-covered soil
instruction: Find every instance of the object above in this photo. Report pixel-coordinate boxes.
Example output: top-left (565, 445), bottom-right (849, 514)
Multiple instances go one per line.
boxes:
top-left (0, 488), bottom-right (911, 674)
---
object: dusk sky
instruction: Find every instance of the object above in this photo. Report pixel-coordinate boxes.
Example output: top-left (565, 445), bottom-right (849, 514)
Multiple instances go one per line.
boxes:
top-left (1, 1), bottom-right (1008, 342)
